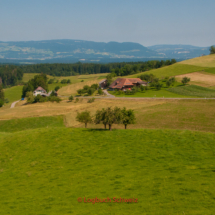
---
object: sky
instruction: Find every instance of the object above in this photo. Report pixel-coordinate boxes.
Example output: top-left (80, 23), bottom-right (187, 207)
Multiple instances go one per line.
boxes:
top-left (0, 0), bottom-right (214, 47)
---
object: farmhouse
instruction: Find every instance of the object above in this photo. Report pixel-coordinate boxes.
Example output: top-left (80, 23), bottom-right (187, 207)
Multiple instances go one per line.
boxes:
top-left (99, 79), bottom-right (107, 89)
top-left (33, 86), bottom-right (48, 96)
top-left (109, 78), bottom-right (147, 91)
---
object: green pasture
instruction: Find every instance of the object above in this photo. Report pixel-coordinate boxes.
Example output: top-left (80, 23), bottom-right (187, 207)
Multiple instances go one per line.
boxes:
top-left (167, 85), bottom-right (215, 98)
top-left (0, 125), bottom-right (215, 214)
top-left (127, 64), bottom-right (206, 79)
top-left (204, 67), bottom-right (215, 74)
top-left (4, 86), bottom-right (23, 104)
top-left (0, 116), bottom-right (64, 132)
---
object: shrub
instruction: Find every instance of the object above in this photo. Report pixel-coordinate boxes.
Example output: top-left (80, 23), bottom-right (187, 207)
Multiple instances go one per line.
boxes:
top-left (77, 89), bottom-right (84, 96)
top-left (69, 95), bottom-right (74, 102)
top-left (61, 79), bottom-right (68, 84)
top-left (87, 98), bottom-right (95, 103)
top-left (75, 98), bottom-right (79, 103)
top-left (155, 83), bottom-right (163, 90)
top-left (55, 86), bottom-right (60, 91)
top-left (91, 84), bottom-right (99, 90)
top-left (98, 89), bottom-right (103, 95)
top-left (48, 96), bottom-right (61, 103)
top-left (34, 95), bottom-right (47, 103)
top-left (4, 98), bottom-right (9, 103)
top-left (87, 88), bottom-right (95, 96)
top-left (81, 80), bottom-right (84, 82)
top-left (26, 91), bottom-right (34, 104)
top-left (67, 79), bottom-right (71, 84)
top-left (48, 79), bottom-right (54, 84)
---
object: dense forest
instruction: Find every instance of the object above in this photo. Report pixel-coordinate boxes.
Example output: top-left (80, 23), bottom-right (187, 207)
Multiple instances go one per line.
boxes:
top-left (19, 59), bottom-right (176, 77)
top-left (0, 65), bottom-right (23, 87)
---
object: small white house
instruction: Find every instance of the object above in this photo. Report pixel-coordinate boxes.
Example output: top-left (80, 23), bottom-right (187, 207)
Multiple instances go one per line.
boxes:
top-left (33, 86), bottom-right (47, 96)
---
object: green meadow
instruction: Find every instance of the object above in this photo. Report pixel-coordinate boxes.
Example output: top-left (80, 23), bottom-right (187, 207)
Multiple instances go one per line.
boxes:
top-left (127, 64), bottom-right (206, 79)
top-left (4, 86), bottom-right (23, 104)
top-left (0, 119), bottom-right (215, 214)
top-left (167, 85), bottom-right (215, 98)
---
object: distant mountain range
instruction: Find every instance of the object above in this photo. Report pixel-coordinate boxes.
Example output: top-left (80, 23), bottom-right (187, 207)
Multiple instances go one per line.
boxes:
top-left (0, 40), bottom-right (211, 64)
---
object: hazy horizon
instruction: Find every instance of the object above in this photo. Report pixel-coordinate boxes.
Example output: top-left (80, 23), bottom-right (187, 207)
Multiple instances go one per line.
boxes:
top-left (0, 0), bottom-right (214, 47)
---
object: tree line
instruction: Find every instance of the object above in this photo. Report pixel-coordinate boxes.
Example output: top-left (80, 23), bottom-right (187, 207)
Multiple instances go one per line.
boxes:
top-left (76, 107), bottom-right (135, 130)
top-left (18, 59), bottom-right (176, 77)
top-left (0, 65), bottom-right (23, 88)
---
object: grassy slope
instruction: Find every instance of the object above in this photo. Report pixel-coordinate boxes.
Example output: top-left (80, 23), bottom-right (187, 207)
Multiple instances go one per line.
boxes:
top-left (179, 54), bottom-right (215, 67)
top-left (0, 127), bottom-right (214, 214)
top-left (4, 86), bottom-right (23, 104)
top-left (0, 116), bottom-right (64, 132)
top-left (204, 67), bottom-right (215, 74)
top-left (167, 85), bottom-right (215, 97)
top-left (126, 64), bottom-right (206, 79)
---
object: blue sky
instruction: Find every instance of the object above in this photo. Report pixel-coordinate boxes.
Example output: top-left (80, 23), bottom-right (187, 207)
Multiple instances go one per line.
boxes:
top-left (0, 0), bottom-right (214, 46)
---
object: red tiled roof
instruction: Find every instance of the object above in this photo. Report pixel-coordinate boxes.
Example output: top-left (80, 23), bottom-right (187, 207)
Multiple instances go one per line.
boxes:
top-left (34, 86), bottom-right (46, 92)
top-left (109, 78), bottom-right (146, 89)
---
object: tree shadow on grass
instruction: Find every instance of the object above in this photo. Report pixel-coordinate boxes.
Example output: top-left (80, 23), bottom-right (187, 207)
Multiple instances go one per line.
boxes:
top-left (82, 128), bottom-right (115, 132)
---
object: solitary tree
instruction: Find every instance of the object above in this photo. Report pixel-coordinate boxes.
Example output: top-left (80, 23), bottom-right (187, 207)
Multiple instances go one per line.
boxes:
top-left (69, 95), bottom-right (74, 102)
top-left (181, 77), bottom-right (190, 85)
top-left (121, 107), bottom-right (136, 129)
top-left (209, 46), bottom-right (215, 54)
top-left (76, 111), bottom-right (92, 128)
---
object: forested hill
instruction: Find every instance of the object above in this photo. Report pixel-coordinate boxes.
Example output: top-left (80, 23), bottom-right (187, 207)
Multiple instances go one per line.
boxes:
top-left (0, 40), bottom-right (159, 64)
top-left (148, 44), bottom-right (210, 59)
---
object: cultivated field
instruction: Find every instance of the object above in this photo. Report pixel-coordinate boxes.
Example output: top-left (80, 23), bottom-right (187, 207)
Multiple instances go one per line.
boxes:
top-left (176, 72), bottom-right (215, 87)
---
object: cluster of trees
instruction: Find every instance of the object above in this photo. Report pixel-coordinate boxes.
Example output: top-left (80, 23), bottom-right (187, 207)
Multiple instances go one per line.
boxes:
top-left (60, 79), bottom-right (71, 84)
top-left (18, 60), bottom-right (176, 77)
top-left (0, 65), bottom-right (23, 87)
top-left (210, 46), bottom-right (215, 55)
top-left (26, 91), bottom-right (61, 104)
top-left (76, 107), bottom-right (135, 130)
top-left (77, 84), bottom-right (102, 96)
top-left (22, 74), bottom-right (48, 98)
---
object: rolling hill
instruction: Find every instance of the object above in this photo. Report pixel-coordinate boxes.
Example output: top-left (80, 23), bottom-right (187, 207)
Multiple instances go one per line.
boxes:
top-left (0, 40), bottom-right (212, 64)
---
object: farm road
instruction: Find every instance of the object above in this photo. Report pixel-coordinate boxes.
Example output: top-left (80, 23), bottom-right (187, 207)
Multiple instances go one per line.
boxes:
top-left (10, 100), bottom-right (20, 108)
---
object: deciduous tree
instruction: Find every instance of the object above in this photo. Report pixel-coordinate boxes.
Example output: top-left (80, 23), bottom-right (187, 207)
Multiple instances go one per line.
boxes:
top-left (76, 111), bottom-right (92, 128)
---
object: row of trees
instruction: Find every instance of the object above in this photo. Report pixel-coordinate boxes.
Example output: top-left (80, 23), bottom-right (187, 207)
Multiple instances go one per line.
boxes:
top-left (18, 59), bottom-right (176, 77)
top-left (76, 107), bottom-right (135, 130)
